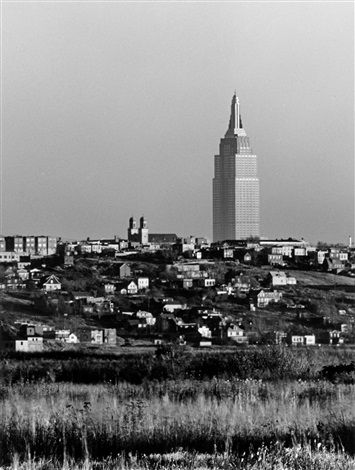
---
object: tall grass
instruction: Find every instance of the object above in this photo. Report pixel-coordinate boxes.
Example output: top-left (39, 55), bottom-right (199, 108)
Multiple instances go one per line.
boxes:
top-left (0, 380), bottom-right (354, 465)
top-left (6, 445), bottom-right (355, 470)
top-left (1, 346), bottom-right (354, 385)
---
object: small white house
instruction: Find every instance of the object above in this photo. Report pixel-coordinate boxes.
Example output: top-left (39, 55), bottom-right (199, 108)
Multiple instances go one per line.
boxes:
top-left (198, 325), bottom-right (212, 338)
top-left (257, 290), bottom-right (282, 308)
top-left (136, 311), bottom-right (156, 326)
top-left (104, 283), bottom-right (116, 294)
top-left (66, 333), bottom-right (79, 343)
top-left (43, 275), bottom-right (61, 292)
top-left (227, 324), bottom-right (244, 337)
top-left (290, 335), bottom-right (304, 346)
top-left (137, 277), bottom-right (149, 290)
top-left (303, 335), bottom-right (316, 345)
top-left (127, 281), bottom-right (138, 295)
top-left (163, 303), bottom-right (187, 313)
top-left (16, 336), bottom-right (43, 352)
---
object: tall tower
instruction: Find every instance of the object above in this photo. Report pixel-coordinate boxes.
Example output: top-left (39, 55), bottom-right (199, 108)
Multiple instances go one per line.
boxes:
top-left (128, 216), bottom-right (139, 242)
top-left (213, 93), bottom-right (260, 242)
top-left (139, 216), bottom-right (149, 245)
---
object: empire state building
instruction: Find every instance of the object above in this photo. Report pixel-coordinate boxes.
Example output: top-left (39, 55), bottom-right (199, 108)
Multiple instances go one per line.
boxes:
top-left (213, 93), bottom-right (260, 242)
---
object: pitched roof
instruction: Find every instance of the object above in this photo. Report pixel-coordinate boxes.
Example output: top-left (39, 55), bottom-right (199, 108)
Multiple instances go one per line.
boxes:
top-left (43, 274), bottom-right (61, 285)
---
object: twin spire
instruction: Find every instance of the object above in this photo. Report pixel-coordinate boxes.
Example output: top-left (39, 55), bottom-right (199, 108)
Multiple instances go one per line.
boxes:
top-left (226, 92), bottom-right (243, 136)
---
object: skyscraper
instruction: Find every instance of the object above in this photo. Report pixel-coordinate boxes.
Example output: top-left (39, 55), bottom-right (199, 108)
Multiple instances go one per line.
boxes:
top-left (213, 93), bottom-right (260, 242)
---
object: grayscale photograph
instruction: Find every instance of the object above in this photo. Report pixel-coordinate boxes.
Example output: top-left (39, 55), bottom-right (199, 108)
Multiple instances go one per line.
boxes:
top-left (0, 0), bottom-right (354, 468)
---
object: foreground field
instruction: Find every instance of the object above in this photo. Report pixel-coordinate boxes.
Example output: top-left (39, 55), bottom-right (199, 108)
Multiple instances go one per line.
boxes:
top-left (5, 447), bottom-right (355, 470)
top-left (1, 379), bottom-right (355, 467)
top-left (1, 347), bottom-right (354, 469)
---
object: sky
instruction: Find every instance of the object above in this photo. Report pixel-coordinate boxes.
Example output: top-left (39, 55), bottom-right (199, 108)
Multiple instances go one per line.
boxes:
top-left (1, 1), bottom-right (354, 244)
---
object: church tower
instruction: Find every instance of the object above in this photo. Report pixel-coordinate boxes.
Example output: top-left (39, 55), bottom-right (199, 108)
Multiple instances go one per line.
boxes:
top-left (213, 93), bottom-right (260, 242)
top-left (128, 216), bottom-right (139, 242)
top-left (139, 216), bottom-right (149, 245)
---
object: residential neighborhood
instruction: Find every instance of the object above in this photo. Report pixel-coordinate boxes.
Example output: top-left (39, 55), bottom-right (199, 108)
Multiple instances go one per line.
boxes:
top-left (0, 226), bottom-right (354, 352)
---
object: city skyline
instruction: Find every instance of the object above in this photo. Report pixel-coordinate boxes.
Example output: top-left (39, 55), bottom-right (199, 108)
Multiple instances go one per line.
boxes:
top-left (213, 93), bottom-right (260, 242)
top-left (1, 2), bottom-right (353, 243)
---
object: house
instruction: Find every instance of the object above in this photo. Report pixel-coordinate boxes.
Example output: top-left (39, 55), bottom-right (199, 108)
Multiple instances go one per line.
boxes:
top-left (198, 325), bottom-right (212, 338)
top-left (17, 268), bottom-right (30, 281)
top-left (223, 248), bottom-right (234, 259)
top-left (268, 254), bottom-right (285, 266)
top-left (227, 324), bottom-right (245, 338)
top-left (16, 336), bottom-right (43, 352)
top-left (341, 324), bottom-right (350, 334)
top-left (256, 290), bottom-right (282, 308)
top-left (18, 260), bottom-right (31, 270)
top-left (103, 328), bottom-right (116, 345)
top-left (304, 335), bottom-right (316, 345)
top-left (275, 331), bottom-right (287, 344)
top-left (43, 274), bottom-right (61, 292)
top-left (199, 278), bottom-right (216, 288)
top-left (234, 275), bottom-right (251, 293)
top-left (243, 252), bottom-right (252, 263)
top-left (67, 332), bottom-right (79, 343)
top-left (4, 266), bottom-right (16, 279)
top-left (77, 328), bottom-right (104, 344)
top-left (0, 252), bottom-right (21, 263)
top-left (118, 263), bottom-right (131, 278)
top-left (91, 329), bottom-right (104, 344)
top-left (19, 324), bottom-right (43, 337)
top-left (323, 257), bottom-right (344, 273)
top-left (137, 277), bottom-right (149, 290)
top-left (268, 271), bottom-right (297, 286)
top-left (136, 311), bottom-right (156, 326)
top-left (287, 334), bottom-right (315, 346)
top-left (104, 283), bottom-right (116, 294)
top-left (163, 302), bottom-right (187, 313)
top-left (55, 329), bottom-right (70, 342)
top-left (289, 335), bottom-right (304, 346)
top-left (182, 278), bottom-right (193, 289)
top-left (30, 268), bottom-right (43, 282)
top-left (126, 281), bottom-right (138, 295)
top-left (268, 271), bottom-right (288, 286)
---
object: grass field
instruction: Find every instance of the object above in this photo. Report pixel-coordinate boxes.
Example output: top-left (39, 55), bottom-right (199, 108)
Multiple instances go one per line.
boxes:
top-left (1, 379), bottom-right (354, 467)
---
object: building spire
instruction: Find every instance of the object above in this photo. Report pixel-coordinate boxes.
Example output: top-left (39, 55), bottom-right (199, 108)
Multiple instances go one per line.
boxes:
top-left (227, 92), bottom-right (242, 136)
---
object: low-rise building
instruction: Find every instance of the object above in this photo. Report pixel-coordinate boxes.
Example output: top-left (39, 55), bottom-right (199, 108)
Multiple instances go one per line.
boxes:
top-left (268, 271), bottom-right (297, 286)
top-left (16, 336), bottom-right (43, 352)
top-left (256, 290), bottom-right (282, 308)
top-left (268, 254), bottom-right (284, 266)
top-left (104, 283), bottom-right (116, 294)
top-left (127, 281), bottom-right (138, 295)
top-left (137, 277), bottom-right (149, 290)
top-left (43, 274), bottom-right (61, 292)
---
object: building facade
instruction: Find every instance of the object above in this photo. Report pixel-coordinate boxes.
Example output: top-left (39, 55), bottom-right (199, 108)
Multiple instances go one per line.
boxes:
top-left (213, 93), bottom-right (260, 242)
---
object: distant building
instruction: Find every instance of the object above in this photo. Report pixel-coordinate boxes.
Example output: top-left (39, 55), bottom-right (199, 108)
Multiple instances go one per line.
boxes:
top-left (137, 277), bottom-right (149, 290)
top-left (3, 235), bottom-right (57, 256)
top-left (256, 290), bottom-right (282, 308)
top-left (15, 336), bottom-right (43, 352)
top-left (268, 254), bottom-right (285, 266)
top-left (126, 281), bottom-right (138, 295)
top-left (117, 263), bottom-right (131, 278)
top-left (43, 274), bottom-right (61, 292)
top-left (104, 283), bottom-right (116, 294)
top-left (139, 216), bottom-right (149, 245)
top-left (24, 236), bottom-right (36, 255)
top-left (0, 252), bottom-right (21, 263)
top-left (268, 271), bottom-right (296, 286)
top-left (148, 233), bottom-right (178, 244)
top-left (213, 93), bottom-right (260, 242)
top-left (128, 216), bottom-right (149, 245)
